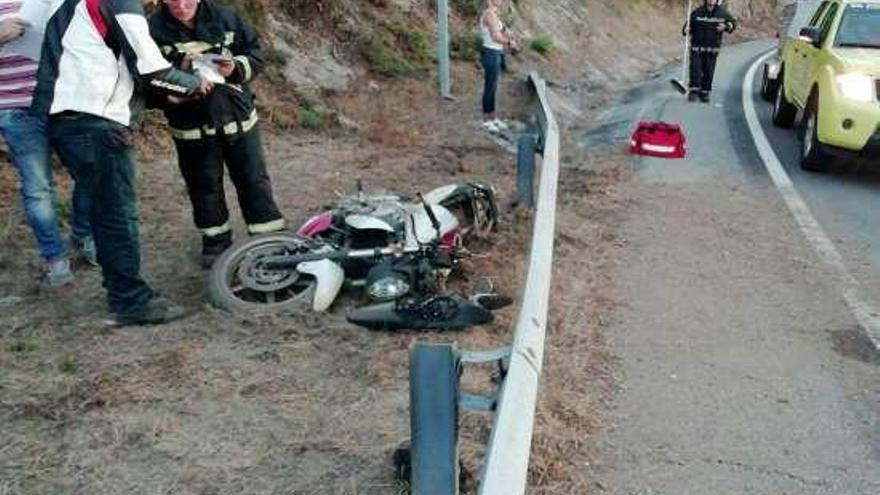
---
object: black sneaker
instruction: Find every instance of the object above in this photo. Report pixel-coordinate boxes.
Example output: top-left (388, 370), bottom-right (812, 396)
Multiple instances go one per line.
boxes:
top-left (113, 296), bottom-right (186, 327)
top-left (201, 231), bottom-right (233, 268)
top-left (699, 92), bottom-right (711, 103)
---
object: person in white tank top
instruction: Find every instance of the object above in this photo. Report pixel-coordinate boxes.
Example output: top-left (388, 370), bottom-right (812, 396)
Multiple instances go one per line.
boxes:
top-left (479, 0), bottom-right (518, 132)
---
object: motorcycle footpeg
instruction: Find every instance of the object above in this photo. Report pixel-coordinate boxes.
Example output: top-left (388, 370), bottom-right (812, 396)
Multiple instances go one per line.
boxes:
top-left (346, 294), bottom-right (493, 331)
top-left (471, 292), bottom-right (513, 311)
top-left (468, 277), bottom-right (512, 310)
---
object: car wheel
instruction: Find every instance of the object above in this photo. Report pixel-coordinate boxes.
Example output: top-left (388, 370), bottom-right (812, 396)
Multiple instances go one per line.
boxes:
top-left (800, 101), bottom-right (832, 173)
top-left (760, 65), bottom-right (778, 102)
top-left (772, 78), bottom-right (797, 128)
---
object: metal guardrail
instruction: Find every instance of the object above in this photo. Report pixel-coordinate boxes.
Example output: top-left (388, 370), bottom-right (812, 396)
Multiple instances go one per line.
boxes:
top-left (477, 71), bottom-right (560, 495)
top-left (405, 71), bottom-right (559, 495)
top-left (404, 72), bottom-right (559, 495)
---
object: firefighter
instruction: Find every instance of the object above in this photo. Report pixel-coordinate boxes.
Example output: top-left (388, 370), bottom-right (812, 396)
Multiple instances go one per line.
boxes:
top-left (683, 0), bottom-right (737, 103)
top-left (149, 0), bottom-right (284, 267)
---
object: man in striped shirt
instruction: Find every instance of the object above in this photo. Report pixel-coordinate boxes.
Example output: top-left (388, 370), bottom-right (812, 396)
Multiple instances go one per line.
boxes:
top-left (0, 0), bottom-right (92, 287)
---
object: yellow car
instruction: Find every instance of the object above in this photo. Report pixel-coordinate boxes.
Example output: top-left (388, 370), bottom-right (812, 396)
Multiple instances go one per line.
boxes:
top-left (772, 0), bottom-right (880, 171)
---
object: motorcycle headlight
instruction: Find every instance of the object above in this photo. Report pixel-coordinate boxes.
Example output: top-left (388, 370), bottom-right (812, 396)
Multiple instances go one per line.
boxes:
top-left (836, 73), bottom-right (875, 102)
top-left (367, 276), bottom-right (410, 301)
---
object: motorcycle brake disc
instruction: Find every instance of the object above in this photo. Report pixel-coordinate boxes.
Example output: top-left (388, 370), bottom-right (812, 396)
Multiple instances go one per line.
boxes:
top-left (237, 244), bottom-right (304, 292)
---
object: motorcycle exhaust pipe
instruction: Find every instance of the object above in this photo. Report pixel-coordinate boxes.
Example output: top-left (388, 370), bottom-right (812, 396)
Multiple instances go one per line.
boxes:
top-left (347, 295), bottom-right (493, 331)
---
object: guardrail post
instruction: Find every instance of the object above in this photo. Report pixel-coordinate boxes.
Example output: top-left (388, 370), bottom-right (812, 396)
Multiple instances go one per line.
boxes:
top-left (516, 134), bottom-right (537, 208)
top-left (409, 343), bottom-right (460, 495)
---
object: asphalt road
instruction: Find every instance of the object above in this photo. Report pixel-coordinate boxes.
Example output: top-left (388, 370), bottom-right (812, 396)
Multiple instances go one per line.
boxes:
top-left (587, 40), bottom-right (880, 494)
top-left (751, 56), bottom-right (880, 307)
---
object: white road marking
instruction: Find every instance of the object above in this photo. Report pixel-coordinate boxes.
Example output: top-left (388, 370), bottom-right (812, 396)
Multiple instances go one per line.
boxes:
top-left (742, 52), bottom-right (880, 350)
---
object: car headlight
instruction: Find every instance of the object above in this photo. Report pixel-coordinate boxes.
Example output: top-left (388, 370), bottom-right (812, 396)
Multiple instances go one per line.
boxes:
top-left (367, 276), bottom-right (410, 301)
top-left (836, 73), bottom-right (875, 102)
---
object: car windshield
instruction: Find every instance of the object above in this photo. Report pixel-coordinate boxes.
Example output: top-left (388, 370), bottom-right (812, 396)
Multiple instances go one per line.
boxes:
top-left (835, 4), bottom-right (880, 48)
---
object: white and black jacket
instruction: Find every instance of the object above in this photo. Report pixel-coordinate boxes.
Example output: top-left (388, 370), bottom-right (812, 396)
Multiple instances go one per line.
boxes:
top-left (32, 0), bottom-right (201, 127)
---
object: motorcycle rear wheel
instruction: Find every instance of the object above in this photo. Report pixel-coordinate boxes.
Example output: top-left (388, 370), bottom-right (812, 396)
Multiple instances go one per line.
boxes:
top-left (209, 232), bottom-right (319, 314)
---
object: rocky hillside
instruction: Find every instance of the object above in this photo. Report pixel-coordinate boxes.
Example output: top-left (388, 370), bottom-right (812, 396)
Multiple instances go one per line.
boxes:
top-left (210, 0), bottom-right (776, 130)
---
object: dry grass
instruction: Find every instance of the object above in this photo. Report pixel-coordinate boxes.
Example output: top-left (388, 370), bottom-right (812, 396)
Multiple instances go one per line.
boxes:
top-left (0, 0), bottom-right (736, 490)
top-left (0, 77), bottom-right (630, 495)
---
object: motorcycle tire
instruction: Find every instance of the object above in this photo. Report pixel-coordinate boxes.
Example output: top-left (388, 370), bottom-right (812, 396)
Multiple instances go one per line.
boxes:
top-left (208, 232), bottom-right (319, 314)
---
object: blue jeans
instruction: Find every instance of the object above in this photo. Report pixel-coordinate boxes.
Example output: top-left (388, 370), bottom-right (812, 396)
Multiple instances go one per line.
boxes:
top-left (481, 47), bottom-right (504, 115)
top-left (49, 113), bottom-right (154, 316)
top-left (0, 108), bottom-right (90, 260)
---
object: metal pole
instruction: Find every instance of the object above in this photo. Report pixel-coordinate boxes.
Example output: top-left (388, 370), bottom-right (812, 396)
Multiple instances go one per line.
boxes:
top-left (682, 0), bottom-right (692, 87)
top-left (437, 0), bottom-right (453, 99)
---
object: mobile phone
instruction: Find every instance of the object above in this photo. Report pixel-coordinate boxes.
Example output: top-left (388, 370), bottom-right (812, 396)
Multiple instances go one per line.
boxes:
top-left (206, 53), bottom-right (234, 64)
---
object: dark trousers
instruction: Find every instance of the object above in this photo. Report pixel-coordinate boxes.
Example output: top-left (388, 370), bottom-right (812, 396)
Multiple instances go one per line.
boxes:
top-left (49, 114), bottom-right (153, 316)
top-left (689, 49), bottom-right (720, 94)
top-left (481, 47), bottom-right (504, 115)
top-left (173, 126), bottom-right (282, 235)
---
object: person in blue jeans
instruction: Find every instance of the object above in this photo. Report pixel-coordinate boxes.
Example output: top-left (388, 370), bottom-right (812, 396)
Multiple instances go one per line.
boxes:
top-left (0, 12), bottom-right (93, 288)
top-left (33, 0), bottom-right (210, 326)
top-left (479, 0), bottom-right (519, 133)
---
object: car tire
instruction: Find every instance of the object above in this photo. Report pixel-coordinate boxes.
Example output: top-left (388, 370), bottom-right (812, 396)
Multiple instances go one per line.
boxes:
top-left (760, 64), bottom-right (778, 102)
top-left (800, 100), bottom-right (832, 173)
top-left (772, 78), bottom-right (797, 128)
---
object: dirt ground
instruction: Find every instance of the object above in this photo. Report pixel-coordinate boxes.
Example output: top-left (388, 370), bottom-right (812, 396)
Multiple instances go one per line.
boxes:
top-left (0, 63), bottom-right (627, 495)
top-left (0, 4), bottom-right (773, 494)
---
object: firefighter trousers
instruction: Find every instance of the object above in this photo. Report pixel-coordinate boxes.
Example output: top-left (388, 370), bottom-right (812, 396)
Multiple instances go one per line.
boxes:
top-left (689, 48), bottom-right (720, 94)
top-left (173, 125), bottom-right (283, 238)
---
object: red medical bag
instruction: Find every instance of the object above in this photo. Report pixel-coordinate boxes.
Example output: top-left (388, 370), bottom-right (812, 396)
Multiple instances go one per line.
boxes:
top-left (629, 121), bottom-right (687, 159)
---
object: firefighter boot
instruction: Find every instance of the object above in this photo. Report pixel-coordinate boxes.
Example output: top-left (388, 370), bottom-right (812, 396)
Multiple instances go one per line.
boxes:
top-left (201, 231), bottom-right (233, 269)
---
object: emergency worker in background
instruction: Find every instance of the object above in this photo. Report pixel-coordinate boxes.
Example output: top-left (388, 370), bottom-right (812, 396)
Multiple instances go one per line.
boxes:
top-left (684, 0), bottom-right (737, 103)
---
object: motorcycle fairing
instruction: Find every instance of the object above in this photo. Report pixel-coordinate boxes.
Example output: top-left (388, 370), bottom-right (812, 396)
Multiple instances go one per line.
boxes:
top-left (297, 211), bottom-right (334, 237)
top-left (404, 204), bottom-right (459, 247)
top-left (424, 182), bottom-right (498, 237)
top-left (297, 258), bottom-right (345, 311)
top-left (345, 214), bottom-right (397, 232)
top-left (423, 184), bottom-right (458, 205)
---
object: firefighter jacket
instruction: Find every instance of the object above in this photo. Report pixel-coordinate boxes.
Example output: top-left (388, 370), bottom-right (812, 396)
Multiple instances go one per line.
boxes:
top-left (683, 3), bottom-right (737, 50)
top-left (148, 1), bottom-right (263, 139)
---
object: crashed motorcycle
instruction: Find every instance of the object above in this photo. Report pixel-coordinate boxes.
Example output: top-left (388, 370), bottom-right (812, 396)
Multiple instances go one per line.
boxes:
top-left (208, 182), bottom-right (510, 330)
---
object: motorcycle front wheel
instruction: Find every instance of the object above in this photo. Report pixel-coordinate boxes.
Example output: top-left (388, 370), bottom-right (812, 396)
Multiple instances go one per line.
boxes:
top-left (208, 232), bottom-right (319, 314)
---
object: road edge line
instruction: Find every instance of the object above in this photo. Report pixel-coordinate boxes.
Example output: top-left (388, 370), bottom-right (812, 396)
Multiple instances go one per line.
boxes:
top-left (742, 51), bottom-right (880, 351)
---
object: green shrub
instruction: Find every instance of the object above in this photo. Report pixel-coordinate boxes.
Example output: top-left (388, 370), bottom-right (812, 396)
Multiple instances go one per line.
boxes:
top-left (56, 197), bottom-right (72, 226)
top-left (9, 338), bottom-right (38, 353)
top-left (297, 106), bottom-right (335, 129)
top-left (530, 35), bottom-right (554, 56)
top-left (452, 0), bottom-right (481, 17)
top-left (359, 32), bottom-right (418, 77)
top-left (406, 30), bottom-right (433, 63)
top-left (214, 0), bottom-right (269, 30)
top-left (450, 32), bottom-right (481, 61)
top-left (278, 0), bottom-right (347, 20)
